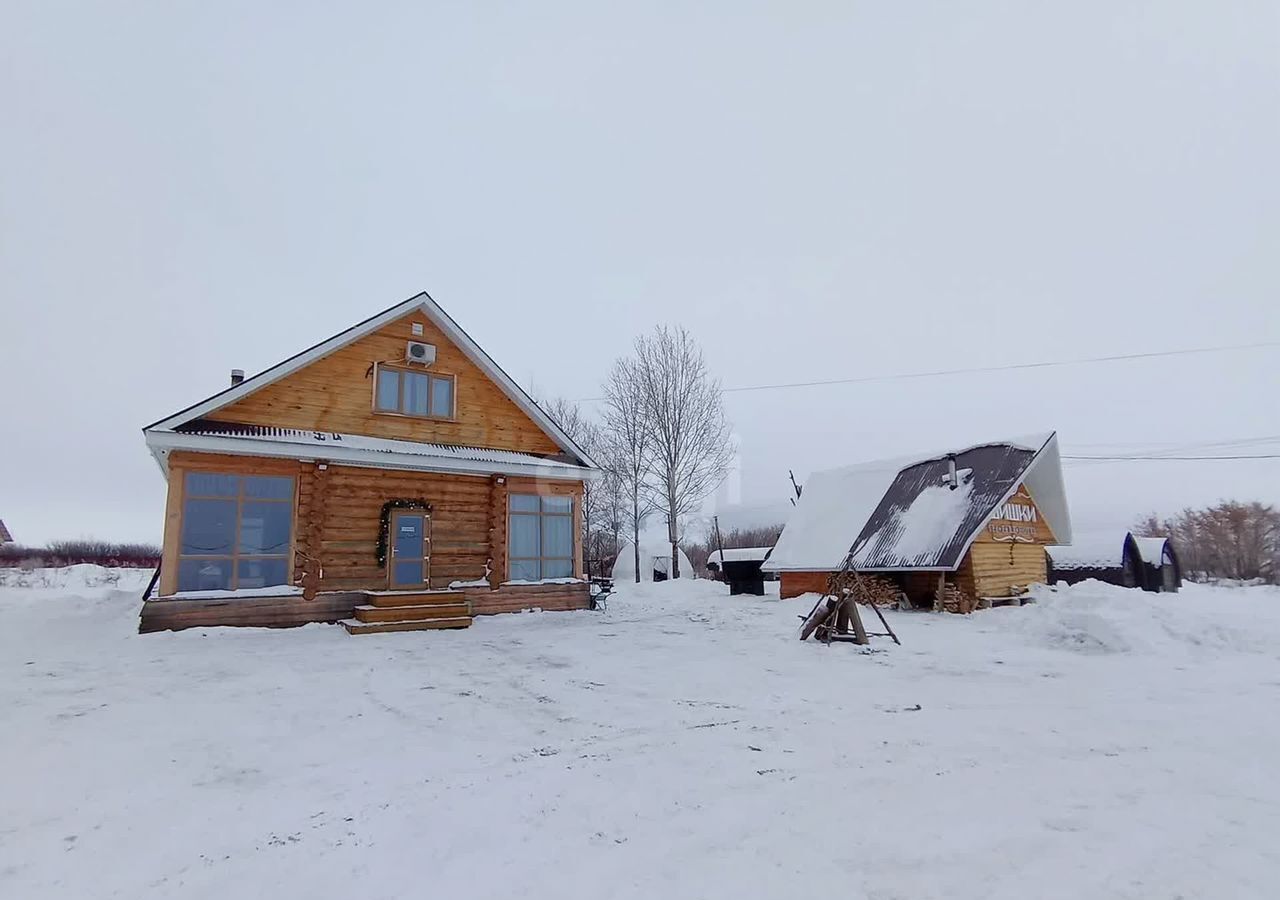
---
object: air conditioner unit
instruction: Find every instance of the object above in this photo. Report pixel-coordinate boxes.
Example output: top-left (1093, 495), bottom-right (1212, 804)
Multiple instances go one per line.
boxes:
top-left (405, 341), bottom-right (436, 366)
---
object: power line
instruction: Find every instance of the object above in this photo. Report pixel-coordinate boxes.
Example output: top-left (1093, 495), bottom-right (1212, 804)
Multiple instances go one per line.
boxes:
top-left (717, 341), bottom-right (1278, 395)
top-left (1064, 453), bottom-right (1280, 461)
top-left (577, 340), bottom-right (1278, 401)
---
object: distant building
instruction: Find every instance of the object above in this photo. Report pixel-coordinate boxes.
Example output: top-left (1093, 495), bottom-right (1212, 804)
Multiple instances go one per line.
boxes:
top-left (0, 519), bottom-right (12, 544)
top-left (1047, 534), bottom-right (1181, 593)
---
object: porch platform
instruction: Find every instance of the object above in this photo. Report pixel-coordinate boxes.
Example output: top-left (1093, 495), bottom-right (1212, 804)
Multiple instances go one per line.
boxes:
top-left (139, 580), bottom-right (592, 633)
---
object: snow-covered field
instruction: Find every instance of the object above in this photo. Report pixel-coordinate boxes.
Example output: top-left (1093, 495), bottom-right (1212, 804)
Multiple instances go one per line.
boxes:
top-left (4, 568), bottom-right (1280, 899)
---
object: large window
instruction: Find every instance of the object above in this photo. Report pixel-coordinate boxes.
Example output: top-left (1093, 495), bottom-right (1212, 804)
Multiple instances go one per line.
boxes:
top-left (177, 473), bottom-right (295, 592)
top-left (508, 494), bottom-right (574, 581)
top-left (374, 364), bottom-right (455, 419)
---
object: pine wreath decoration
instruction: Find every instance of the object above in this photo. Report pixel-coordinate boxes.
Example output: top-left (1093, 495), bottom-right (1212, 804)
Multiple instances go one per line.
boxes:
top-left (375, 499), bottom-right (432, 567)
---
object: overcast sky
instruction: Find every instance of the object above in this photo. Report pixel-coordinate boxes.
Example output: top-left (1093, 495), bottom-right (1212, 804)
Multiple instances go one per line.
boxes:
top-left (2, 2), bottom-right (1277, 546)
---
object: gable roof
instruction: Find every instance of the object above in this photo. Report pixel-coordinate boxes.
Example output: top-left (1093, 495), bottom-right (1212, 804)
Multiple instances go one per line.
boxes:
top-left (762, 433), bottom-right (1071, 572)
top-left (143, 291), bottom-right (597, 468)
top-left (0, 519), bottom-right (11, 543)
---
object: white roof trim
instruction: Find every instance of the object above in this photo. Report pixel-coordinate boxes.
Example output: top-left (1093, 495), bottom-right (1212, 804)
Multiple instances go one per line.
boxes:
top-left (146, 430), bottom-right (598, 481)
top-left (144, 292), bottom-right (598, 468)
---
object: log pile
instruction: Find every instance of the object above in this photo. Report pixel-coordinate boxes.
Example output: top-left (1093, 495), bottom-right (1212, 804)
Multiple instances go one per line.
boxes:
top-left (849, 575), bottom-right (902, 607)
top-left (941, 583), bottom-right (974, 614)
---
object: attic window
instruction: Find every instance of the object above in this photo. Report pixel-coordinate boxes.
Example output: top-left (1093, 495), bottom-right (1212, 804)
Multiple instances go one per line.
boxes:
top-left (374, 363), bottom-right (455, 419)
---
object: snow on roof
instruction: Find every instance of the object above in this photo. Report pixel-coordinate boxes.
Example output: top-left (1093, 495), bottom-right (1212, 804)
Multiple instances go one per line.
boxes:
top-left (142, 291), bottom-right (597, 468)
top-left (1046, 534), bottom-right (1133, 570)
top-left (708, 547), bottom-right (773, 566)
top-left (1133, 537), bottom-right (1172, 567)
top-left (763, 433), bottom-right (1070, 572)
top-left (147, 424), bottom-right (594, 481)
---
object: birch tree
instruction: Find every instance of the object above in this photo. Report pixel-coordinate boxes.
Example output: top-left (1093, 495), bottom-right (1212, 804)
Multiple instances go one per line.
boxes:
top-left (601, 356), bottom-right (654, 582)
top-left (634, 325), bottom-right (734, 579)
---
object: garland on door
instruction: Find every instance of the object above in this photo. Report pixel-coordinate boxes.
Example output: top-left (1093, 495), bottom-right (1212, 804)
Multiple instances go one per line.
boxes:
top-left (375, 499), bottom-right (432, 568)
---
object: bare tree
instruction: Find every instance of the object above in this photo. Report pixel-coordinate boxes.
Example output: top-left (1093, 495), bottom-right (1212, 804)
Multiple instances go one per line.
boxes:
top-left (1135, 501), bottom-right (1280, 583)
top-left (634, 325), bottom-right (735, 579)
top-left (601, 356), bottom-right (655, 583)
top-left (539, 395), bottom-right (617, 578)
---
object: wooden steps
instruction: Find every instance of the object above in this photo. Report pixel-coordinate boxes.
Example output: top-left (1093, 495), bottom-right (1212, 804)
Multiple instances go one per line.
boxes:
top-left (342, 590), bottom-right (473, 635)
top-left (342, 616), bottom-right (472, 635)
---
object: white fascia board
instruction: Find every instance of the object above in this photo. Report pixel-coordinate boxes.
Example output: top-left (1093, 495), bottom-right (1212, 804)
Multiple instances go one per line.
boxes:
top-left (146, 431), bottom-right (599, 482)
top-left (145, 292), bottom-right (598, 468)
top-left (945, 431), bottom-right (1063, 566)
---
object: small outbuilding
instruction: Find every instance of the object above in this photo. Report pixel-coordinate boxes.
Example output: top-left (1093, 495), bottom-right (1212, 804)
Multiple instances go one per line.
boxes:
top-left (0, 520), bottom-right (11, 544)
top-left (763, 433), bottom-right (1072, 610)
top-left (612, 540), bottom-right (695, 582)
top-left (1048, 534), bottom-right (1180, 593)
top-left (707, 547), bottom-right (772, 595)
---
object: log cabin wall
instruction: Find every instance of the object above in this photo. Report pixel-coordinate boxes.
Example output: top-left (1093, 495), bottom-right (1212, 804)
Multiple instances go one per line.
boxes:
top-left (203, 310), bottom-right (563, 455)
top-left (313, 464), bottom-right (495, 591)
top-left (160, 451), bottom-right (586, 595)
top-left (955, 541), bottom-right (1049, 599)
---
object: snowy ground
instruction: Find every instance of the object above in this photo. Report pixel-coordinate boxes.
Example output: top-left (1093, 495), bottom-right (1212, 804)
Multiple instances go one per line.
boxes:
top-left (3, 568), bottom-right (1280, 899)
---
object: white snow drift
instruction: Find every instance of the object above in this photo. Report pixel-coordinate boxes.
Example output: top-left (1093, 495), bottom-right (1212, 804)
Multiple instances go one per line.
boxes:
top-left (3, 567), bottom-right (1280, 899)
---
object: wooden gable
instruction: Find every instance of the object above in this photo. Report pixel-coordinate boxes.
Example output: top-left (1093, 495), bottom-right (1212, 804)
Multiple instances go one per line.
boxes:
top-left (973, 483), bottom-right (1057, 545)
top-left (205, 311), bottom-right (562, 454)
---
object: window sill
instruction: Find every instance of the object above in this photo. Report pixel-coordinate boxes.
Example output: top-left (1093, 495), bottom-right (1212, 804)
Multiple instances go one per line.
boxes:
top-left (372, 409), bottom-right (457, 424)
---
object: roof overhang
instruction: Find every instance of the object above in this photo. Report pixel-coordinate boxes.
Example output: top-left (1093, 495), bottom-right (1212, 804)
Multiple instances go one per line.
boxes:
top-left (146, 430), bottom-right (599, 482)
top-left (142, 291), bottom-right (598, 469)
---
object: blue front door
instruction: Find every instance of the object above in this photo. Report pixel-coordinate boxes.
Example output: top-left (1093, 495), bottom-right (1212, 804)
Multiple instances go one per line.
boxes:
top-left (389, 510), bottom-right (429, 589)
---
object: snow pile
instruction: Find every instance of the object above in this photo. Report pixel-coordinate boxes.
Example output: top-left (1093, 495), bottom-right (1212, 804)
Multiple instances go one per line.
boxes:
top-left (5, 572), bottom-right (1280, 898)
top-left (865, 479), bottom-right (974, 566)
top-left (1005, 580), bottom-right (1280, 656)
top-left (0, 564), bottom-right (154, 592)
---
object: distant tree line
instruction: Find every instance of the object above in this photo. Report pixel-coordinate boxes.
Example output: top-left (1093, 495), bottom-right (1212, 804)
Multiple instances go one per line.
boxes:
top-left (542, 325), bottom-right (735, 582)
top-left (1135, 500), bottom-right (1279, 584)
top-left (0, 540), bottom-right (161, 569)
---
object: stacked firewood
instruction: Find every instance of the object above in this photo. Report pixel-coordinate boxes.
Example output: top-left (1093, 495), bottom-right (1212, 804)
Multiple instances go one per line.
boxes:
top-left (941, 583), bottom-right (973, 614)
top-left (839, 574), bottom-right (901, 607)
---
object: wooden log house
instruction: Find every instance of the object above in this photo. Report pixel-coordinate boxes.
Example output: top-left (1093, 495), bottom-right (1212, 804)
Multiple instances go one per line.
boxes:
top-left (762, 434), bottom-right (1072, 610)
top-left (140, 292), bottom-right (599, 634)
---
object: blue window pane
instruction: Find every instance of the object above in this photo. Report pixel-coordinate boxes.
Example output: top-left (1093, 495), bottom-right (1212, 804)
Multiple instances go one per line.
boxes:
top-left (404, 372), bottom-right (430, 415)
top-left (243, 476), bottom-right (293, 500)
top-left (237, 558), bottom-right (289, 589)
top-left (542, 514), bottom-right (572, 559)
top-left (393, 514), bottom-right (425, 559)
top-left (239, 502), bottom-right (293, 554)
top-left (509, 559), bottom-right (540, 581)
top-left (430, 376), bottom-right (453, 417)
top-left (542, 495), bottom-right (572, 514)
top-left (510, 494), bottom-right (539, 513)
top-left (178, 558), bottom-right (232, 592)
top-left (376, 367), bottom-right (399, 410)
top-left (510, 514), bottom-right (539, 558)
top-left (185, 472), bottom-right (239, 497)
top-left (543, 559), bottom-right (572, 579)
top-left (393, 560), bottom-right (424, 586)
top-left (180, 498), bottom-right (237, 554)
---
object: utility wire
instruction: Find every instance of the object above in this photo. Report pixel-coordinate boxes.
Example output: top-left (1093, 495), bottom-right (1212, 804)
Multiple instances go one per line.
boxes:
top-left (577, 340), bottom-right (1278, 401)
top-left (1064, 453), bottom-right (1280, 461)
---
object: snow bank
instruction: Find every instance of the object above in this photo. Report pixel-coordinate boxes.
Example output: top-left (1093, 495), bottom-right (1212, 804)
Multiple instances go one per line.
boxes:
top-left (0, 564), bottom-right (154, 592)
top-left (1005, 580), bottom-right (1280, 656)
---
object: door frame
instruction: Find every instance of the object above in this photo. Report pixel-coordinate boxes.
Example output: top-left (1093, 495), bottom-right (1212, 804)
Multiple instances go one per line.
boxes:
top-left (388, 508), bottom-right (431, 589)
